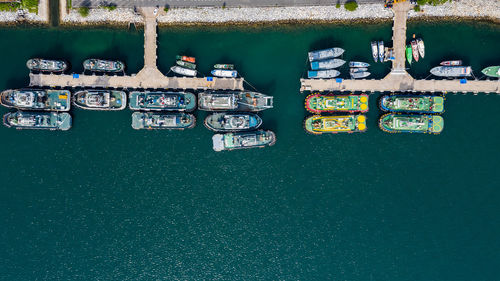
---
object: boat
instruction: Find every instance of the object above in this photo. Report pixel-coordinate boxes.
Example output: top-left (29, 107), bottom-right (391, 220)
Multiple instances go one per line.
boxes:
top-left (171, 66), bottom-right (197, 77)
top-left (214, 64), bottom-right (234, 70)
top-left (349, 61), bottom-right (370, 68)
top-left (406, 46), bottom-right (412, 64)
top-left (129, 91), bottom-right (196, 112)
top-left (0, 89), bottom-right (70, 111)
top-left (176, 55), bottom-right (195, 63)
top-left (481, 66), bottom-right (500, 78)
top-left (440, 60), bottom-right (462, 66)
top-left (131, 112), bottom-right (195, 130)
top-left (379, 114), bottom-right (444, 134)
top-left (3, 111), bottom-right (71, 131)
top-left (430, 66), bottom-right (472, 77)
top-left (371, 41), bottom-right (378, 63)
top-left (176, 60), bottom-right (196, 70)
top-left (204, 113), bottom-right (262, 132)
top-left (83, 59), bottom-right (124, 72)
top-left (379, 94), bottom-right (444, 114)
top-left (211, 69), bottom-right (238, 78)
top-left (378, 41), bottom-right (384, 62)
top-left (73, 90), bottom-right (126, 110)
top-left (307, 69), bottom-right (340, 79)
top-left (350, 67), bottom-right (368, 73)
top-left (305, 93), bottom-right (369, 113)
top-left (304, 115), bottom-right (367, 134)
top-left (350, 71), bottom-right (371, 79)
top-left (308, 47), bottom-right (345, 62)
top-left (417, 38), bottom-right (425, 59)
top-left (212, 130), bottom-right (276, 151)
top-left (26, 58), bottom-right (67, 72)
top-left (411, 40), bottom-right (419, 62)
top-left (198, 91), bottom-right (273, 112)
top-left (310, 59), bottom-right (345, 70)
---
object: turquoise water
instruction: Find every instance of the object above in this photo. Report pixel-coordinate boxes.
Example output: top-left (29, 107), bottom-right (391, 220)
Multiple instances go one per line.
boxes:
top-left (0, 22), bottom-right (499, 280)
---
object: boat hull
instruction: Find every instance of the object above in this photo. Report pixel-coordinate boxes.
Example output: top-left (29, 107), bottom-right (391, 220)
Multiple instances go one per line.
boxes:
top-left (308, 69), bottom-right (340, 79)
top-left (378, 41), bottom-right (384, 62)
top-left (211, 69), bottom-right (238, 78)
top-left (430, 66), bottom-right (472, 77)
top-left (129, 91), bottom-right (196, 112)
top-left (304, 115), bottom-right (367, 134)
top-left (379, 114), bottom-right (444, 134)
top-left (176, 60), bottom-right (196, 70)
top-left (379, 94), bottom-right (444, 114)
top-left (417, 38), bottom-right (425, 58)
top-left (3, 111), bottom-right (71, 130)
top-left (198, 91), bottom-right (273, 112)
top-left (204, 113), bottom-right (262, 132)
top-left (310, 59), bottom-right (345, 70)
top-left (83, 59), bottom-right (124, 72)
top-left (411, 41), bottom-right (419, 62)
top-left (26, 58), bottom-right (67, 72)
top-left (305, 93), bottom-right (369, 113)
top-left (177, 55), bottom-right (195, 63)
top-left (131, 112), bottom-right (195, 130)
top-left (349, 61), bottom-right (370, 68)
top-left (73, 90), bottom-right (127, 110)
top-left (406, 46), bottom-right (412, 64)
top-left (308, 47), bottom-right (345, 62)
top-left (371, 42), bottom-right (378, 63)
top-left (481, 66), bottom-right (500, 78)
top-left (440, 60), bottom-right (462, 66)
top-left (350, 71), bottom-right (371, 79)
top-left (171, 66), bottom-right (197, 77)
top-left (0, 89), bottom-right (71, 111)
top-left (214, 64), bottom-right (234, 70)
top-left (212, 130), bottom-right (276, 151)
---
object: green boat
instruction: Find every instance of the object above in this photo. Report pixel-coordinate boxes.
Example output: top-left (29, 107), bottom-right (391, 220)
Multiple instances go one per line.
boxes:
top-left (305, 93), bottom-right (369, 113)
top-left (0, 89), bottom-right (70, 111)
top-left (379, 114), bottom-right (444, 134)
top-left (131, 112), bottom-right (195, 130)
top-left (481, 66), bottom-right (500, 78)
top-left (214, 64), bottom-right (234, 70)
top-left (3, 111), bottom-right (72, 131)
top-left (304, 115), bottom-right (367, 134)
top-left (379, 94), bottom-right (444, 114)
top-left (73, 90), bottom-right (126, 110)
top-left (176, 60), bottom-right (196, 70)
top-left (212, 130), bottom-right (276, 151)
top-left (406, 46), bottom-right (412, 64)
top-left (83, 59), bottom-right (124, 72)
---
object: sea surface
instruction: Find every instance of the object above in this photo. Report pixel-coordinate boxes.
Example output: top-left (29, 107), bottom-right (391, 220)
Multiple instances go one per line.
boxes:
top-left (0, 22), bottom-right (499, 280)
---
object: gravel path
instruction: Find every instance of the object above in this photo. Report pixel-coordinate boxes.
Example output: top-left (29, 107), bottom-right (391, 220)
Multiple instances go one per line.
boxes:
top-left (0, 11), bottom-right (44, 23)
top-left (63, 8), bottom-right (143, 24)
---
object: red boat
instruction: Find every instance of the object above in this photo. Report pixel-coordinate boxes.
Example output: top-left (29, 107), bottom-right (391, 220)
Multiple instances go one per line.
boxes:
top-left (177, 55), bottom-right (196, 63)
top-left (411, 40), bottom-right (419, 62)
top-left (440, 60), bottom-right (462, 66)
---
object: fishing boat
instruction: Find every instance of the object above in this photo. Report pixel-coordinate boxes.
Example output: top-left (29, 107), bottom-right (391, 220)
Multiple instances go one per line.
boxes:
top-left (440, 60), bottom-right (462, 66)
top-left (176, 60), bottom-right (196, 70)
top-left (211, 69), bottom-right (238, 78)
top-left (406, 46), bottom-right (412, 64)
top-left (26, 58), bottom-right (67, 72)
top-left (171, 66), bottom-right (197, 77)
top-left (83, 59), bottom-right (124, 72)
top-left (430, 66), bottom-right (472, 77)
top-left (212, 130), bottom-right (276, 151)
top-left (417, 38), bottom-right (425, 59)
top-left (129, 91), bottom-right (196, 112)
top-left (411, 40), bottom-right (419, 62)
top-left (0, 89), bottom-right (70, 111)
top-left (349, 61), bottom-right (370, 68)
top-left (350, 67), bottom-right (368, 73)
top-left (214, 64), bottom-right (234, 70)
top-left (305, 93), bottom-right (369, 113)
top-left (350, 71), bottom-right (371, 79)
top-left (204, 113), bottom-right (262, 132)
top-left (379, 94), bottom-right (444, 114)
top-left (3, 111), bottom-right (71, 131)
top-left (308, 47), bottom-right (345, 62)
top-left (73, 90), bottom-right (126, 110)
top-left (310, 59), bottom-right (345, 70)
top-left (176, 55), bottom-right (195, 63)
top-left (378, 41), bottom-right (384, 62)
top-left (304, 115), bottom-right (367, 134)
top-left (481, 66), bottom-right (500, 78)
top-left (307, 69), bottom-right (340, 79)
top-left (198, 91), bottom-right (273, 112)
top-left (379, 114), bottom-right (444, 134)
top-left (371, 41), bottom-right (378, 63)
top-left (131, 112), bottom-right (195, 130)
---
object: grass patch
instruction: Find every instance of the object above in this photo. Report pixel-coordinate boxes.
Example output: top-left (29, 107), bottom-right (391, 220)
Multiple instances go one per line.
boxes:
top-left (344, 1), bottom-right (358, 11)
top-left (335, 3), bottom-right (340, 8)
top-left (67, 0), bottom-right (72, 9)
top-left (0, 2), bottom-right (20, 11)
top-left (102, 5), bottom-right (116, 11)
top-left (417, 0), bottom-right (450, 5)
top-left (21, 0), bottom-right (38, 13)
top-left (164, 7), bottom-right (168, 13)
top-left (414, 5), bottom-right (421, 12)
top-left (78, 6), bottom-right (89, 17)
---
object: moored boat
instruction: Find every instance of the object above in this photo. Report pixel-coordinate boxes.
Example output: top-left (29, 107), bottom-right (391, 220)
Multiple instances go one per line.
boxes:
top-left (308, 47), bottom-right (345, 62)
top-left (307, 69), bottom-right (340, 79)
top-left (198, 91), bottom-right (273, 112)
top-left (131, 112), bottom-right (195, 130)
top-left (411, 40), bottom-right (419, 62)
top-left (379, 94), bottom-right (444, 114)
top-left (349, 61), bottom-right (370, 68)
top-left (310, 59), bottom-right (345, 70)
top-left (129, 91), bottom-right (196, 112)
top-left (440, 60), bottom-right (462, 66)
top-left (212, 130), bottom-right (276, 151)
top-left (417, 38), bottom-right (425, 59)
top-left (214, 64), bottom-right (234, 70)
top-left (430, 66), bottom-right (472, 77)
top-left (211, 69), bottom-right (238, 78)
top-left (83, 59), bottom-right (124, 72)
top-left (26, 58), bottom-right (67, 72)
top-left (176, 55), bottom-right (196, 63)
top-left (73, 90), bottom-right (126, 110)
top-left (350, 67), bottom-right (368, 73)
top-left (0, 89), bottom-right (70, 111)
top-left (305, 93), bottom-right (369, 113)
top-left (171, 66), bottom-right (197, 77)
top-left (304, 115), bottom-right (367, 134)
top-left (3, 111), bottom-right (71, 131)
top-left (406, 46), bottom-right (413, 64)
top-left (204, 113), bottom-right (262, 132)
top-left (481, 66), bottom-right (500, 78)
top-left (371, 41), bottom-right (378, 63)
top-left (378, 41), bottom-right (384, 62)
top-left (176, 60), bottom-right (196, 70)
top-left (379, 114), bottom-right (444, 134)
top-left (350, 71), bottom-right (371, 79)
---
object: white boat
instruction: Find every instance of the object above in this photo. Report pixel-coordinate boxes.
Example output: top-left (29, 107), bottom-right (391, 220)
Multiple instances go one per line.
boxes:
top-left (310, 59), bottom-right (345, 70)
top-left (378, 41), bottom-right (384, 62)
top-left (417, 38), bottom-right (425, 59)
top-left (430, 66), bottom-right (472, 77)
top-left (350, 67), bottom-right (368, 73)
top-left (308, 48), bottom-right (345, 62)
top-left (371, 41), bottom-right (378, 63)
top-left (351, 71), bottom-right (371, 79)
top-left (307, 69), bottom-right (340, 79)
top-left (211, 69), bottom-right (238, 78)
top-left (349, 61), bottom-right (370, 68)
top-left (171, 66), bottom-right (197, 77)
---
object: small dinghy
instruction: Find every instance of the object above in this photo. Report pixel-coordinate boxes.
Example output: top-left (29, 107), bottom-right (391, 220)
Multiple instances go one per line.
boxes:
top-left (378, 41), bottom-right (384, 62)
top-left (417, 38), bottom-right (425, 59)
top-left (406, 46), bottom-right (413, 64)
top-left (350, 67), bottom-right (368, 73)
top-left (411, 40), bottom-right (419, 62)
top-left (440, 60), bottom-right (462, 66)
top-left (350, 71), bottom-right (371, 79)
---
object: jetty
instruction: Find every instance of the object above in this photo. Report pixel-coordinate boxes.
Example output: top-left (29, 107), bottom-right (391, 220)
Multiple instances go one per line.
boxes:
top-left (300, 1), bottom-right (500, 94)
top-left (29, 7), bottom-right (244, 91)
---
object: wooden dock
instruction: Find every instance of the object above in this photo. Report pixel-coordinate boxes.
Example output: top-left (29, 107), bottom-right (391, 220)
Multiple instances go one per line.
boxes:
top-left (300, 1), bottom-right (500, 94)
top-left (29, 7), bottom-right (244, 91)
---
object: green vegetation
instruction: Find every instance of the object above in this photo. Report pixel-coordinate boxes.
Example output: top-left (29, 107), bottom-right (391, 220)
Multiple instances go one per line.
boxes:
top-left (164, 7), bottom-right (169, 13)
top-left (335, 3), bottom-right (340, 8)
top-left (102, 4), bottom-right (116, 11)
top-left (67, 0), bottom-right (72, 9)
top-left (21, 0), bottom-right (38, 13)
top-left (414, 5), bottom-right (421, 12)
top-left (0, 2), bottom-right (20, 11)
top-left (78, 6), bottom-right (89, 17)
top-left (417, 0), bottom-right (450, 5)
top-left (344, 1), bottom-right (358, 11)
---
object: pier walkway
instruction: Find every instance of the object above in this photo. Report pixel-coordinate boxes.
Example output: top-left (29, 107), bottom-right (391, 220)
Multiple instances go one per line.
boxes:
top-left (300, 1), bottom-right (500, 94)
top-left (30, 7), bottom-right (244, 91)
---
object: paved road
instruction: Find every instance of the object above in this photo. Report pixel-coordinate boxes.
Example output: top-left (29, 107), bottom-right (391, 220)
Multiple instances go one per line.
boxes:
top-left (73, 0), bottom-right (384, 8)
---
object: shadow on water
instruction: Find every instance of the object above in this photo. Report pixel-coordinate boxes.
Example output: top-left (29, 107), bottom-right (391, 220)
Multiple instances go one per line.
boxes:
top-left (49, 0), bottom-right (59, 27)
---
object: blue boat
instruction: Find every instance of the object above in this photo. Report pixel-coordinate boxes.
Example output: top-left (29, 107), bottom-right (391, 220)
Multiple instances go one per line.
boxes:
top-left (310, 59), bottom-right (345, 70)
top-left (211, 69), bottom-right (238, 78)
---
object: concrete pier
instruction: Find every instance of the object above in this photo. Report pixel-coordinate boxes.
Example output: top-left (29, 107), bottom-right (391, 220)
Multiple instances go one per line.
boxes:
top-left (30, 7), bottom-right (244, 91)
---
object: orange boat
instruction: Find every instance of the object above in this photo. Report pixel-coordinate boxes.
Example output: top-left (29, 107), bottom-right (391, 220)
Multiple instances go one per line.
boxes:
top-left (176, 55), bottom-right (195, 63)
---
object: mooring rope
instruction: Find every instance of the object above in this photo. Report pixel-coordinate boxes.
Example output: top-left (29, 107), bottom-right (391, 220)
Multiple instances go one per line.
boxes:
top-left (243, 79), bottom-right (259, 92)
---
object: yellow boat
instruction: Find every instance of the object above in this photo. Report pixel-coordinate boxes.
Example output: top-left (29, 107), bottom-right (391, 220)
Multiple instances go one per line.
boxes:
top-left (304, 115), bottom-right (367, 134)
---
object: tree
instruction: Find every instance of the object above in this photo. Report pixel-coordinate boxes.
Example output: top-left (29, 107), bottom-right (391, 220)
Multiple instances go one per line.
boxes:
top-left (78, 6), bottom-right (89, 17)
top-left (344, 1), bottom-right (358, 12)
